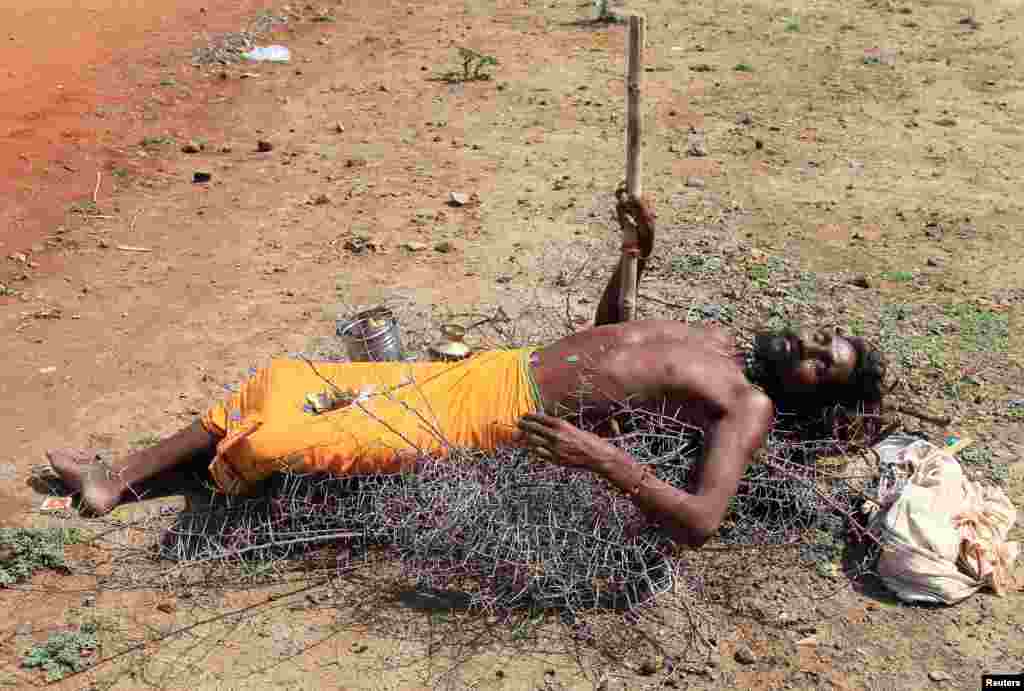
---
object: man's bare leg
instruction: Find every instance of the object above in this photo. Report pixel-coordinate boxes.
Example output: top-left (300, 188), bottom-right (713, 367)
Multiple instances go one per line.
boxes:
top-left (47, 420), bottom-right (219, 515)
top-left (594, 196), bottom-right (655, 326)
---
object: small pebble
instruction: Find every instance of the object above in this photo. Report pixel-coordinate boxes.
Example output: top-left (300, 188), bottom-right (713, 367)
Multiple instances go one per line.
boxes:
top-left (638, 659), bottom-right (658, 676)
top-left (928, 670), bottom-right (953, 682)
top-left (350, 642), bottom-right (368, 654)
top-left (156, 601), bottom-right (177, 614)
top-left (449, 191), bottom-right (469, 206)
top-left (434, 241), bottom-right (455, 253)
top-left (192, 171), bottom-right (212, 183)
top-left (734, 646), bottom-right (757, 665)
top-left (736, 112), bottom-right (753, 125)
top-left (256, 140), bottom-right (274, 152)
top-left (181, 141), bottom-right (201, 154)
top-left (685, 176), bottom-right (706, 189)
top-left (850, 275), bottom-right (871, 288)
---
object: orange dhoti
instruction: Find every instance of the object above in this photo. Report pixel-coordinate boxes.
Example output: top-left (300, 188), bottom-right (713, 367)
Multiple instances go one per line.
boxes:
top-left (201, 348), bottom-right (543, 494)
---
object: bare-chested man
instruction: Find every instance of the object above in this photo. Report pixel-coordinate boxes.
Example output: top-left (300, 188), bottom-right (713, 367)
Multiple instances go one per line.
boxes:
top-left (47, 196), bottom-right (886, 549)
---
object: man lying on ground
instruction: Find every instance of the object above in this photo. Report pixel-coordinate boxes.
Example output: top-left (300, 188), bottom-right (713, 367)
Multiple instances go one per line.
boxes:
top-left (47, 195), bottom-right (887, 549)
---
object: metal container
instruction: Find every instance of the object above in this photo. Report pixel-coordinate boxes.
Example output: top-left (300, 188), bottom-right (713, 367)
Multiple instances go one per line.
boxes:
top-left (429, 323), bottom-right (472, 362)
top-left (337, 307), bottom-right (405, 362)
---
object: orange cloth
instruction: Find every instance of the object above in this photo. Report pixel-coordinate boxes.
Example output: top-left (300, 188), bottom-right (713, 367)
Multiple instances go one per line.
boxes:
top-left (201, 349), bottom-right (543, 494)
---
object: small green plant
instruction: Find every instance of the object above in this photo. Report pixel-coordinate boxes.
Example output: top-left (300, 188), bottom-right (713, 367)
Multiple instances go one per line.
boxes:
top-left (159, 78), bottom-right (177, 87)
top-left (131, 434), bottom-right (162, 448)
top-left (440, 48), bottom-right (499, 83)
top-left (510, 607), bottom-right (546, 641)
top-left (882, 270), bottom-right (914, 283)
top-left (734, 62), bottom-right (755, 72)
top-left (112, 168), bottom-right (129, 178)
top-left (947, 303), bottom-right (1009, 353)
top-left (958, 445), bottom-right (1009, 486)
top-left (140, 136), bottom-right (172, 148)
top-left (0, 527), bottom-right (83, 587)
top-left (592, 0), bottom-right (622, 23)
top-left (21, 623), bottom-right (98, 681)
top-left (783, 15), bottom-right (801, 32)
top-left (68, 199), bottom-right (100, 217)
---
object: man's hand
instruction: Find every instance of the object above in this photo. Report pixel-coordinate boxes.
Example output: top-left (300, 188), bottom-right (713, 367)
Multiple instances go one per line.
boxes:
top-left (516, 413), bottom-right (621, 472)
top-left (614, 189), bottom-right (655, 259)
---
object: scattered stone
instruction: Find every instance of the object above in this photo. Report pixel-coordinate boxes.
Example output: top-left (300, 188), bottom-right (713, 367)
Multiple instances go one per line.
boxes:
top-left (15, 624), bottom-right (31, 636)
top-left (958, 16), bottom-right (980, 29)
top-left (797, 636), bottom-right (819, 646)
top-left (927, 257), bottom-right (940, 267)
top-left (82, 596), bottom-right (96, 607)
top-left (350, 642), bottom-right (368, 654)
top-left (333, 121), bottom-right (345, 133)
top-left (256, 140), bottom-right (274, 152)
top-left (495, 670), bottom-right (505, 678)
top-left (156, 601), bottom-right (177, 614)
top-left (8, 252), bottom-right (27, 263)
top-left (685, 176), bottom-right (706, 189)
top-left (402, 241), bottom-right (428, 252)
top-left (448, 191), bottom-right (469, 206)
top-left (219, 144), bottom-right (233, 153)
top-left (311, 193), bottom-right (330, 206)
top-left (434, 241), bottom-right (455, 253)
top-left (192, 171), bottom-right (212, 183)
top-left (638, 659), bottom-right (658, 676)
top-left (690, 63), bottom-right (714, 72)
top-left (98, 239), bottom-right (110, 249)
top-left (686, 134), bottom-right (708, 157)
top-left (181, 141), bottom-right (202, 154)
top-left (343, 237), bottom-right (375, 254)
top-left (755, 139), bottom-right (764, 150)
top-left (850, 274), bottom-right (871, 288)
top-left (929, 670), bottom-right (953, 682)
top-left (734, 646), bottom-right (757, 665)
top-left (736, 111), bottom-right (753, 125)
top-left (30, 243), bottom-right (44, 253)
top-left (935, 117), bottom-right (957, 127)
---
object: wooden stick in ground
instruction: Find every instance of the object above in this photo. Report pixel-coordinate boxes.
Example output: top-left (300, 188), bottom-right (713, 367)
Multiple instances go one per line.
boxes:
top-left (619, 14), bottom-right (645, 322)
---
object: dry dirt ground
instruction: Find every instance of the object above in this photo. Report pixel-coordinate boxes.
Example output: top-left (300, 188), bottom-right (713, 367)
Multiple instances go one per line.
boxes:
top-left (1, 0), bottom-right (1022, 689)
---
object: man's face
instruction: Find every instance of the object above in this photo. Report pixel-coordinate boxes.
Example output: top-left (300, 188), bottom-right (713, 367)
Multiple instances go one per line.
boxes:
top-left (753, 328), bottom-right (858, 394)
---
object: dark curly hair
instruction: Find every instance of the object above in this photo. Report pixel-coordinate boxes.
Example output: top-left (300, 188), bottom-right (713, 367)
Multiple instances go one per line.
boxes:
top-left (760, 336), bottom-right (889, 444)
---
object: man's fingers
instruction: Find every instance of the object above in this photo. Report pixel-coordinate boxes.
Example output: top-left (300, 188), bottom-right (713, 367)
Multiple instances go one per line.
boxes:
top-left (517, 420), bottom-right (553, 440)
top-left (520, 413), bottom-right (561, 429)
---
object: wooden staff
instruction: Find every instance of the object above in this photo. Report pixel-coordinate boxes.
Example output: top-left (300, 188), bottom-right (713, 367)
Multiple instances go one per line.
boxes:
top-left (620, 14), bottom-right (645, 322)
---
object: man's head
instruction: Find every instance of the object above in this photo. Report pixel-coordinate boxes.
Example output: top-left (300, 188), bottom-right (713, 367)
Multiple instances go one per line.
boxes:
top-left (751, 327), bottom-right (887, 417)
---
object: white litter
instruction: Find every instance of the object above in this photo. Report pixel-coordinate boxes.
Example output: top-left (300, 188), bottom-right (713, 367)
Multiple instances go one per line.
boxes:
top-left (241, 45), bottom-right (291, 63)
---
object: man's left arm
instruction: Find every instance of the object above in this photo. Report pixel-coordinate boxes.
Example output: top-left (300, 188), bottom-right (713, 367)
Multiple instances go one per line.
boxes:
top-left (517, 395), bottom-right (773, 548)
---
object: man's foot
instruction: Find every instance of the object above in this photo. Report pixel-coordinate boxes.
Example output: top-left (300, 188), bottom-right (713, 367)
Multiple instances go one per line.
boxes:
top-left (45, 449), bottom-right (123, 516)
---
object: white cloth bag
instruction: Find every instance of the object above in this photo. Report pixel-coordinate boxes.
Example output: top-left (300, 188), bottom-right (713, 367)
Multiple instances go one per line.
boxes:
top-left (870, 436), bottom-right (1019, 605)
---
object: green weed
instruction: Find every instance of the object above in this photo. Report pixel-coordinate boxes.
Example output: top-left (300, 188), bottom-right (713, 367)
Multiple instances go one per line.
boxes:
top-left (140, 136), bottom-right (173, 148)
top-left (131, 434), bottom-right (162, 448)
top-left (0, 527), bottom-right (84, 586)
top-left (958, 445), bottom-right (1009, 486)
top-left (783, 16), bottom-right (801, 32)
top-left (21, 623), bottom-right (98, 681)
top-left (882, 270), bottom-right (914, 283)
top-left (438, 47), bottom-right (499, 83)
top-left (68, 199), bottom-right (100, 217)
top-left (946, 303), bottom-right (1008, 352)
top-left (734, 62), bottom-right (755, 72)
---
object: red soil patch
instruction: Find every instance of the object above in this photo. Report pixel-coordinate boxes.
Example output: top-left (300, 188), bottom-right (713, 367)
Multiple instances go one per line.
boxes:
top-left (0, 0), bottom-right (273, 260)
